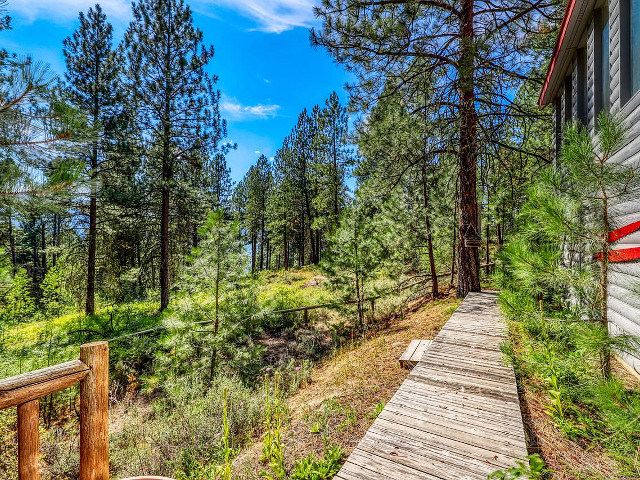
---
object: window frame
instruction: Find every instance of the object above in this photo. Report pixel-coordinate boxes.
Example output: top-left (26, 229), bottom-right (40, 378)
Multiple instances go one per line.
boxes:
top-left (621, 0), bottom-right (640, 104)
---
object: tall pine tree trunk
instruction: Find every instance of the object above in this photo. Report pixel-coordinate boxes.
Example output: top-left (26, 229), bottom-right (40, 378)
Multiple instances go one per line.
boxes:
top-left (251, 234), bottom-right (257, 273)
top-left (421, 162), bottom-right (438, 298)
top-left (450, 182), bottom-right (459, 292)
top-left (160, 118), bottom-right (171, 311)
top-left (260, 219), bottom-right (265, 270)
top-left (283, 223), bottom-right (289, 271)
top-left (86, 142), bottom-right (98, 315)
top-left (457, 0), bottom-right (481, 298)
top-left (160, 185), bottom-right (170, 310)
top-left (8, 210), bottom-right (16, 274)
top-left (40, 219), bottom-right (47, 277)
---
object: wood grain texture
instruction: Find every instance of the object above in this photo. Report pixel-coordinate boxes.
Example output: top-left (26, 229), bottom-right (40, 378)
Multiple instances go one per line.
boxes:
top-left (79, 341), bottom-right (109, 480)
top-left (399, 340), bottom-right (431, 369)
top-left (0, 360), bottom-right (89, 410)
top-left (18, 399), bottom-right (40, 480)
top-left (337, 292), bottom-right (528, 479)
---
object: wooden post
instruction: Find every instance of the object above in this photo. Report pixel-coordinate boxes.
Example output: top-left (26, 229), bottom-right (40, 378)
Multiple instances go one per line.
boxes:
top-left (79, 341), bottom-right (109, 480)
top-left (18, 399), bottom-right (40, 480)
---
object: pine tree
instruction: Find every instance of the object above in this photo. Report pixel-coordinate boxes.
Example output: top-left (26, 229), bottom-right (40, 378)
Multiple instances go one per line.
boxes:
top-left (235, 155), bottom-right (273, 272)
top-left (180, 208), bottom-right (247, 380)
top-left (314, 92), bottom-right (351, 234)
top-left (63, 4), bottom-right (119, 315)
top-left (322, 197), bottom-right (385, 329)
top-left (356, 82), bottom-right (449, 298)
top-left (121, 0), bottom-right (227, 310)
top-left (557, 115), bottom-right (640, 377)
top-left (312, 0), bottom-right (562, 297)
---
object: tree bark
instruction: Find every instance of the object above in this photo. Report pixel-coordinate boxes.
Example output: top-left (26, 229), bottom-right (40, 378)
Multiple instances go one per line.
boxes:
top-left (456, 0), bottom-right (481, 298)
top-left (283, 224), bottom-right (289, 271)
top-left (40, 220), bottom-right (47, 277)
top-left (8, 210), bottom-right (16, 274)
top-left (160, 184), bottom-right (170, 311)
top-left (86, 148), bottom-right (98, 315)
top-left (260, 218), bottom-right (265, 270)
top-left (450, 181), bottom-right (459, 292)
top-left (421, 162), bottom-right (439, 298)
top-left (251, 234), bottom-right (257, 273)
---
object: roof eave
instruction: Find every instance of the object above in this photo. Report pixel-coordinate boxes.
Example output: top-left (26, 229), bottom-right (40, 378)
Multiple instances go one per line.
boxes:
top-left (539, 0), bottom-right (579, 108)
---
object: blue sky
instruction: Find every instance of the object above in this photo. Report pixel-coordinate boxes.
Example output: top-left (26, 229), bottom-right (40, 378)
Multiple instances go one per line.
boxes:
top-left (1, 0), bottom-right (351, 183)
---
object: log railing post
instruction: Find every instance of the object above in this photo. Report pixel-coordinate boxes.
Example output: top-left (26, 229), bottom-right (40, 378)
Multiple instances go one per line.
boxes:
top-left (17, 399), bottom-right (40, 480)
top-left (79, 341), bottom-right (109, 480)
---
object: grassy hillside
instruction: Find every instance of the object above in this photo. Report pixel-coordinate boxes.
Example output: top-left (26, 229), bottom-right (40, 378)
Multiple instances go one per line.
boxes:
top-left (0, 266), bottom-right (430, 479)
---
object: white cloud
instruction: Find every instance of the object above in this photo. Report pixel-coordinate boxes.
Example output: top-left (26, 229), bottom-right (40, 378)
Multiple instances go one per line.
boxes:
top-left (200, 0), bottom-right (317, 33)
top-left (254, 150), bottom-right (261, 154)
top-left (8, 0), bottom-right (318, 33)
top-left (221, 95), bottom-right (280, 120)
top-left (8, 0), bottom-right (131, 23)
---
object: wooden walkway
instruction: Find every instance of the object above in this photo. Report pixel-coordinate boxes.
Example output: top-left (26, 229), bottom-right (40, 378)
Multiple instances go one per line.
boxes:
top-left (336, 292), bottom-right (528, 480)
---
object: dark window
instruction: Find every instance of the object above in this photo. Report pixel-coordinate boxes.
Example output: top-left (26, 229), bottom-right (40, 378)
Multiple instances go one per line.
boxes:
top-left (564, 75), bottom-right (573, 122)
top-left (595, 8), bottom-right (610, 115)
top-left (602, 10), bottom-right (611, 111)
top-left (577, 48), bottom-right (588, 125)
top-left (555, 96), bottom-right (563, 155)
top-left (632, 0), bottom-right (640, 95)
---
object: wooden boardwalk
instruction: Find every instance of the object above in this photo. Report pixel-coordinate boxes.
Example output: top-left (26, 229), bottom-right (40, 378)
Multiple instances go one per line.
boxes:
top-left (336, 292), bottom-right (528, 480)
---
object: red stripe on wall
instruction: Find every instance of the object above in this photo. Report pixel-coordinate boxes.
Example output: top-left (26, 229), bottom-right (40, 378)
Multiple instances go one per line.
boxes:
top-left (608, 221), bottom-right (640, 243)
top-left (594, 247), bottom-right (640, 263)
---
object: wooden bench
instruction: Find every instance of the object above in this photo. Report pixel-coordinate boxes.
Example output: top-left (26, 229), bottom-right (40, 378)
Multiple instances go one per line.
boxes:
top-left (398, 340), bottom-right (432, 369)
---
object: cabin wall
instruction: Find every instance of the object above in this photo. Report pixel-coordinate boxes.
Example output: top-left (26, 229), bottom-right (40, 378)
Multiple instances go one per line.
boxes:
top-left (607, 0), bottom-right (640, 374)
top-left (551, 0), bottom-right (640, 374)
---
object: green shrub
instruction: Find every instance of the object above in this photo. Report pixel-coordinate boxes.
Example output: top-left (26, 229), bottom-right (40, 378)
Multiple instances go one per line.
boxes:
top-left (110, 373), bottom-right (263, 478)
top-left (0, 269), bottom-right (36, 324)
top-left (291, 445), bottom-right (344, 480)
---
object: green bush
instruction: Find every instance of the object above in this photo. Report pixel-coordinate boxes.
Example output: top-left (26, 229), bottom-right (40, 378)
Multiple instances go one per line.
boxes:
top-left (291, 445), bottom-right (344, 480)
top-left (0, 269), bottom-right (36, 324)
top-left (110, 373), bottom-right (263, 478)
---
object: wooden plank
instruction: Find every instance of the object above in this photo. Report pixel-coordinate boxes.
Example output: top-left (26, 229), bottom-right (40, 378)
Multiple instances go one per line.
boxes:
top-left (364, 426), bottom-right (509, 476)
top-left (411, 340), bottom-right (431, 363)
top-left (370, 419), bottom-right (520, 470)
top-left (0, 360), bottom-right (90, 410)
top-left (399, 340), bottom-right (432, 369)
top-left (79, 342), bottom-right (109, 480)
top-left (18, 399), bottom-right (40, 480)
top-left (399, 340), bottom-right (421, 369)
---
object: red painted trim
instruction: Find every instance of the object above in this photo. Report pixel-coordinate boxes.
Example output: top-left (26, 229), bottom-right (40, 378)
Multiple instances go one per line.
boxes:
top-left (594, 247), bottom-right (640, 263)
top-left (608, 221), bottom-right (640, 243)
top-left (539, 0), bottom-right (578, 108)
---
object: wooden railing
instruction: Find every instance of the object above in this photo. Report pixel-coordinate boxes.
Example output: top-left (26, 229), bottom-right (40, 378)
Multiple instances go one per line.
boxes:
top-left (0, 341), bottom-right (109, 480)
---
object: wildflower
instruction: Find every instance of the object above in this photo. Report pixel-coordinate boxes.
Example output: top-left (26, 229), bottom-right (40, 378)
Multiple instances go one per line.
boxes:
top-left (295, 366), bottom-right (301, 371)
top-left (266, 367), bottom-right (272, 372)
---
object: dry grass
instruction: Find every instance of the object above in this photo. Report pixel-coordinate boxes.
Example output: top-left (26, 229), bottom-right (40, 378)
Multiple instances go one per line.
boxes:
top-left (518, 358), bottom-right (639, 480)
top-left (519, 387), bottom-right (619, 480)
top-left (232, 294), bottom-right (461, 479)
